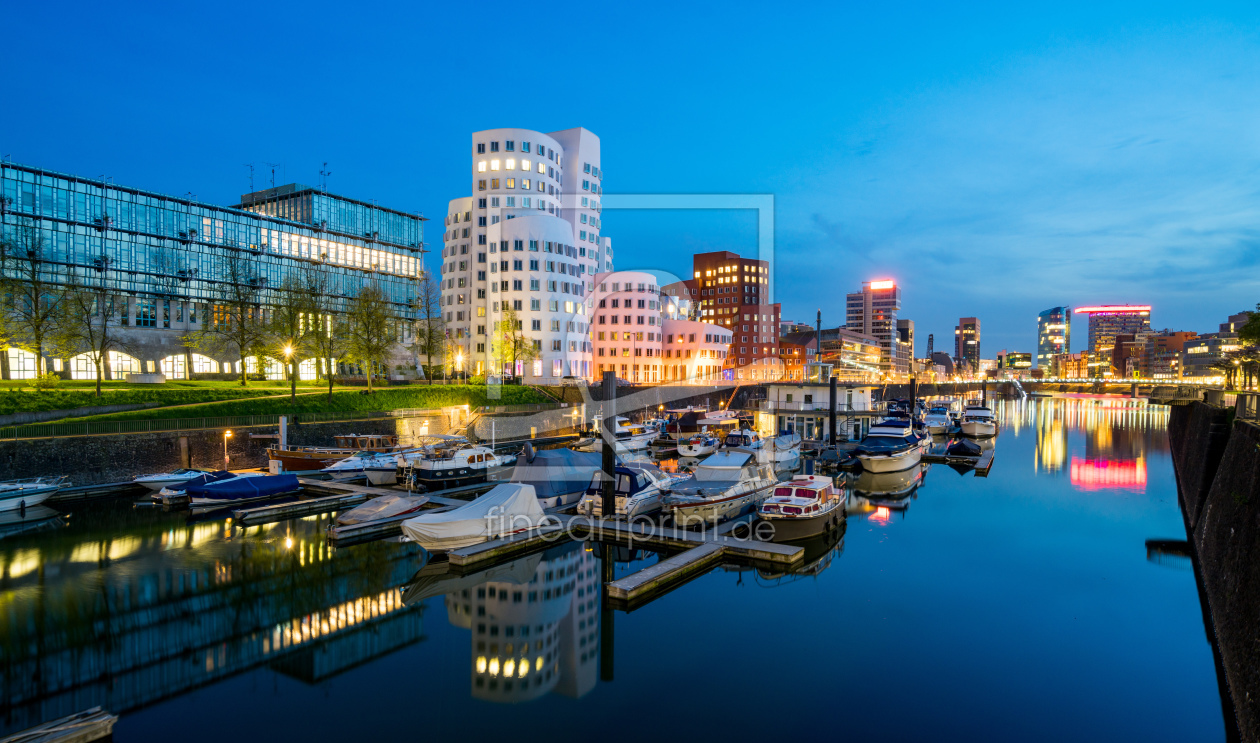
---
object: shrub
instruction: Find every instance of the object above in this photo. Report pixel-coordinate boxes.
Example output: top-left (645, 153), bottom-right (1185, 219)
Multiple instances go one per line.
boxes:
top-left (32, 373), bottom-right (61, 392)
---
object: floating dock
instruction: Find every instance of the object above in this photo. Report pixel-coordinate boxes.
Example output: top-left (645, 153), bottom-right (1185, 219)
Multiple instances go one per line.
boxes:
top-left (0, 707), bottom-right (117, 743)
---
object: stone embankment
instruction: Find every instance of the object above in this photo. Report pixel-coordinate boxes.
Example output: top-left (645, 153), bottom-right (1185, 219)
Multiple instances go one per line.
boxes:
top-left (1169, 401), bottom-right (1260, 741)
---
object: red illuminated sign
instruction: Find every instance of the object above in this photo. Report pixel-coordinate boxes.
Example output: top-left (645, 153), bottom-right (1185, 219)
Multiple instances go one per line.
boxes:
top-left (1069, 457), bottom-right (1147, 491)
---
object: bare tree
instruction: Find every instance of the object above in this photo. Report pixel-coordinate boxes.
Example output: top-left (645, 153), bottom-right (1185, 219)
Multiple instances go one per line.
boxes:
top-left (183, 251), bottom-right (269, 386)
top-left (301, 263), bottom-right (347, 402)
top-left (491, 303), bottom-right (538, 381)
top-left (265, 271), bottom-right (314, 400)
top-left (412, 271), bottom-right (444, 384)
top-left (54, 260), bottom-right (129, 397)
top-left (345, 281), bottom-right (395, 392)
top-left (0, 219), bottom-right (67, 376)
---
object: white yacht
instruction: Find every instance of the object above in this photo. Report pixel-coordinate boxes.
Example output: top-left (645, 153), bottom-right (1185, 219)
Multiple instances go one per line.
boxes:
top-left (0, 477), bottom-right (67, 512)
top-left (723, 428), bottom-right (762, 450)
top-left (960, 405), bottom-right (997, 438)
top-left (322, 450), bottom-right (406, 485)
top-left (662, 450), bottom-right (778, 528)
top-left (678, 434), bottom-right (720, 458)
top-left (923, 405), bottom-right (953, 435)
top-left (133, 468), bottom-right (216, 492)
top-left (764, 431), bottom-right (803, 463)
top-left (854, 420), bottom-right (923, 473)
top-left (404, 440), bottom-right (516, 489)
top-left (576, 416), bottom-right (658, 452)
top-left (577, 462), bottom-right (686, 519)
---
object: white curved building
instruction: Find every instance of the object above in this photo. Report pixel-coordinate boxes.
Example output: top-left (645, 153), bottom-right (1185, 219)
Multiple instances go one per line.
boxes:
top-left (440, 128), bottom-right (612, 381)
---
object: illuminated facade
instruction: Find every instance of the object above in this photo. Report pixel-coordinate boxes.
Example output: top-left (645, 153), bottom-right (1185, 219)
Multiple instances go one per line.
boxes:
top-left (439, 128), bottom-right (612, 382)
top-left (1075, 305), bottom-right (1151, 353)
top-left (1036, 306), bottom-right (1071, 369)
top-left (1181, 312), bottom-right (1250, 380)
top-left (691, 251), bottom-right (779, 380)
top-left (954, 317), bottom-right (981, 374)
top-left (846, 279), bottom-right (904, 377)
top-left (0, 162), bottom-right (424, 380)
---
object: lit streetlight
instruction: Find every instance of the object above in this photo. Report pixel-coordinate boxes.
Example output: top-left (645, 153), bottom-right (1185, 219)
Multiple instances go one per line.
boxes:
top-left (223, 430), bottom-right (233, 468)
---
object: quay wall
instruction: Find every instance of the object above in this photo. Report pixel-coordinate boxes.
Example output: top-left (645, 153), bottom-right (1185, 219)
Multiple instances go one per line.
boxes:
top-left (1168, 402), bottom-right (1260, 739)
top-left (0, 416), bottom-right (437, 485)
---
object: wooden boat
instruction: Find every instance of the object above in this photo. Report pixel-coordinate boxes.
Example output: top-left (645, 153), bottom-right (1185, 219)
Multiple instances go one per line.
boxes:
top-left (267, 434), bottom-right (400, 472)
top-left (758, 473), bottom-right (846, 541)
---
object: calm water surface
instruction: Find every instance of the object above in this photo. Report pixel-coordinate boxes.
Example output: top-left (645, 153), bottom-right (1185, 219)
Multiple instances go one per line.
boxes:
top-left (0, 398), bottom-right (1225, 741)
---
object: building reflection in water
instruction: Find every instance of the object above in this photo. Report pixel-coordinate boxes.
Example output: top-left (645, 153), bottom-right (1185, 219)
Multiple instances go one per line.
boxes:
top-left (0, 505), bottom-right (426, 736)
top-left (994, 397), bottom-right (1167, 490)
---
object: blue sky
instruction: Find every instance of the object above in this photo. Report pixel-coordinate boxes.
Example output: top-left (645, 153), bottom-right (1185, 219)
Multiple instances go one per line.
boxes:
top-left (3, 1), bottom-right (1258, 356)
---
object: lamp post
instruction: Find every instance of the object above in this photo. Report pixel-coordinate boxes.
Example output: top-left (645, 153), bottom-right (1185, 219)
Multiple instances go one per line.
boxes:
top-left (283, 344), bottom-right (295, 398)
top-left (223, 430), bottom-right (233, 468)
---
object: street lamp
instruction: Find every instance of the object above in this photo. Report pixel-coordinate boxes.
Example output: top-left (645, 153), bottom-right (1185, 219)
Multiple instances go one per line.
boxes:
top-left (456, 351), bottom-right (464, 385)
top-left (223, 430), bottom-right (233, 468)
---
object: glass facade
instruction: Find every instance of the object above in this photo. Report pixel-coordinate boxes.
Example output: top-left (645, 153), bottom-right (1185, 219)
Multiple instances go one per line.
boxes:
top-left (0, 164), bottom-right (424, 316)
top-left (1037, 306), bottom-right (1071, 369)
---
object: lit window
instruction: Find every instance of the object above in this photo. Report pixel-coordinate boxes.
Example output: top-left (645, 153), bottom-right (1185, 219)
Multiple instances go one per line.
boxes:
top-left (478, 161), bottom-right (487, 172)
top-left (506, 158), bottom-right (516, 170)
top-left (521, 159), bottom-right (530, 171)
top-left (537, 162), bottom-right (545, 174)
top-left (491, 160), bottom-right (500, 171)
top-left (522, 179), bottom-right (531, 190)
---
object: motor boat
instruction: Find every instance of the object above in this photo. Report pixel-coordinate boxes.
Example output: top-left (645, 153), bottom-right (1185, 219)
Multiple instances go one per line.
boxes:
top-left (757, 473), bottom-right (846, 541)
top-left (153, 470), bottom-right (237, 500)
top-left (764, 431), bottom-right (803, 463)
top-left (960, 405), bottom-right (997, 438)
top-left (854, 420), bottom-right (923, 473)
top-left (322, 450), bottom-right (404, 485)
top-left (508, 444), bottom-right (602, 509)
top-left (184, 473), bottom-right (301, 507)
top-left (133, 468), bottom-right (217, 492)
top-left (662, 408), bottom-right (740, 441)
top-left (724, 429), bottom-right (762, 450)
top-left (267, 433), bottom-right (401, 473)
top-left (401, 483), bottom-right (555, 551)
top-left (923, 405), bottom-right (953, 435)
top-left (335, 494), bottom-right (429, 525)
top-left (405, 440), bottom-right (516, 490)
top-left (0, 477), bottom-right (68, 512)
top-left (678, 434), bottom-right (720, 458)
top-left (662, 450), bottom-right (778, 528)
top-left (577, 461), bottom-right (686, 519)
top-left (574, 416), bottom-right (658, 452)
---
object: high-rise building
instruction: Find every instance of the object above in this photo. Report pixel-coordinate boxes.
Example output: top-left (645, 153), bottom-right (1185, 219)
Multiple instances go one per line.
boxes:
top-left (954, 317), bottom-right (981, 373)
top-left (1036, 306), bottom-right (1071, 368)
top-left (1074, 305), bottom-right (1150, 353)
top-left (845, 279), bottom-right (904, 378)
top-left (440, 128), bottom-right (611, 383)
top-left (927, 333), bottom-right (934, 356)
top-left (691, 251), bottom-right (780, 380)
top-left (0, 161), bottom-right (425, 381)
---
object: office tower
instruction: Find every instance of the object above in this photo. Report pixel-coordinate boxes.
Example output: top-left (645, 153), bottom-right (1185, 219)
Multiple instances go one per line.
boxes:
top-left (1036, 306), bottom-right (1071, 368)
top-left (845, 279), bottom-right (905, 378)
top-left (692, 251), bottom-right (780, 380)
top-left (954, 317), bottom-right (981, 373)
top-left (1074, 305), bottom-right (1151, 353)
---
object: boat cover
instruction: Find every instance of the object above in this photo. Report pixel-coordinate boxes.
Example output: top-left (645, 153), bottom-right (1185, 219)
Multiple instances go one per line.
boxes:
top-left (170, 470), bottom-right (235, 491)
top-left (400, 483), bottom-right (545, 550)
top-left (510, 447), bottom-right (601, 501)
top-left (946, 439), bottom-right (983, 457)
top-left (336, 494), bottom-right (429, 525)
top-left (187, 473), bottom-right (300, 501)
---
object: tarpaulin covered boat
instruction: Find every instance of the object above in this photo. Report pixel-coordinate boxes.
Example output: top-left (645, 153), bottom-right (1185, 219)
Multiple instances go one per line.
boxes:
top-left (185, 473), bottom-right (301, 506)
top-left (400, 483), bottom-right (550, 551)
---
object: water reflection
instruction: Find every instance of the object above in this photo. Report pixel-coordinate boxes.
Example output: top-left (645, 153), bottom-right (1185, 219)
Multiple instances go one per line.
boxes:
top-left (0, 502), bottom-right (425, 736)
top-left (851, 464), bottom-right (926, 515)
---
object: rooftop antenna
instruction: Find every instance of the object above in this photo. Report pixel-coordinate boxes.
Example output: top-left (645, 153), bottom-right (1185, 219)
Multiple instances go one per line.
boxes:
top-left (319, 162), bottom-right (332, 193)
top-left (264, 162), bottom-right (281, 190)
top-left (245, 164), bottom-right (255, 193)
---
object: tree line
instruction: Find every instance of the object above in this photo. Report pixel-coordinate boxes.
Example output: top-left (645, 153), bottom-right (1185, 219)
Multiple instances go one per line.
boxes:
top-left (0, 217), bottom-right (449, 398)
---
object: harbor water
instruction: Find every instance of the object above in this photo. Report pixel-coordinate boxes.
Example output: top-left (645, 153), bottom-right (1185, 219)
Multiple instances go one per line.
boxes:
top-left (0, 398), bottom-right (1225, 741)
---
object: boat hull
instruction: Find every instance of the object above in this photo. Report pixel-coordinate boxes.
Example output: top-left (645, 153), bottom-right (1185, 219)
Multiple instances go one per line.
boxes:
top-left (413, 467), bottom-right (487, 490)
top-left (669, 488), bottom-right (772, 528)
top-left (0, 488), bottom-right (55, 512)
top-left (961, 421), bottom-right (997, 438)
top-left (857, 446), bottom-right (922, 473)
top-left (761, 507), bottom-right (844, 542)
top-left (268, 451), bottom-right (350, 472)
top-left (678, 443), bottom-right (717, 457)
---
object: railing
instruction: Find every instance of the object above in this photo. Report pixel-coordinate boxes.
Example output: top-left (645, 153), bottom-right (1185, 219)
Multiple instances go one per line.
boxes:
top-left (0, 409), bottom-right (442, 441)
top-left (758, 400), bottom-right (883, 414)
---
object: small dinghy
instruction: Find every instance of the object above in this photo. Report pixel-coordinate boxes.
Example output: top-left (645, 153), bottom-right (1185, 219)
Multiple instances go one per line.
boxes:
top-left (185, 473), bottom-right (301, 506)
top-left (336, 494), bottom-right (429, 526)
top-left (153, 470), bottom-right (235, 500)
top-left (946, 439), bottom-right (983, 458)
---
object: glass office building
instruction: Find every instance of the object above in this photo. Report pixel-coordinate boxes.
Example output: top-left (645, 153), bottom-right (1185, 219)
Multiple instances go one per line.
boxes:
top-left (0, 162), bottom-right (425, 379)
top-left (1036, 306), bottom-right (1071, 369)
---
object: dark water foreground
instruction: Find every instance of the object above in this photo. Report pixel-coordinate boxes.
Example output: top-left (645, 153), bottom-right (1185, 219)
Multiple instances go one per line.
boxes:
top-left (0, 399), bottom-right (1225, 741)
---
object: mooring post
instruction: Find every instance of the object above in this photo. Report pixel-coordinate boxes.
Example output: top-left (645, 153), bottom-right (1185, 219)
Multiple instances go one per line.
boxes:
top-left (829, 375), bottom-right (838, 447)
top-left (600, 542), bottom-right (615, 682)
top-left (910, 374), bottom-right (918, 410)
top-left (601, 371), bottom-right (617, 517)
top-left (982, 380), bottom-right (987, 406)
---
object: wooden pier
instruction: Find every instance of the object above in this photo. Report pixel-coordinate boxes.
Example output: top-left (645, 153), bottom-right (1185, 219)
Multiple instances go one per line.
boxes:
top-left (232, 491), bottom-right (370, 525)
top-left (0, 707), bottom-right (117, 743)
top-left (49, 481), bottom-right (146, 503)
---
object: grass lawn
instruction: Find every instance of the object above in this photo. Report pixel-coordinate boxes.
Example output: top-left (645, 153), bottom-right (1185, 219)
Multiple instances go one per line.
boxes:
top-left (62, 385), bottom-right (553, 422)
top-left (0, 387), bottom-right (297, 416)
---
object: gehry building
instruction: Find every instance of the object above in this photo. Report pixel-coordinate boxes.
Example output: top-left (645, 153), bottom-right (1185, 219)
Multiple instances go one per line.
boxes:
top-left (439, 128), bottom-right (613, 382)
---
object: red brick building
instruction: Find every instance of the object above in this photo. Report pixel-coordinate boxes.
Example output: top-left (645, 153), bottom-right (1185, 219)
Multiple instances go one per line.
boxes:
top-left (691, 251), bottom-right (782, 380)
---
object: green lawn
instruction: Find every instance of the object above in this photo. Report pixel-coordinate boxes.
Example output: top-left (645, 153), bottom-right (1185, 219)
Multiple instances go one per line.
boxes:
top-left (0, 387), bottom-right (293, 416)
top-left (62, 385), bottom-right (552, 422)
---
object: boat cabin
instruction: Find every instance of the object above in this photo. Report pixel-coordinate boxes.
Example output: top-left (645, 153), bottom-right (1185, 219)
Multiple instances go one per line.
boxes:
top-left (761, 474), bottom-right (840, 515)
top-left (332, 434), bottom-right (399, 450)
